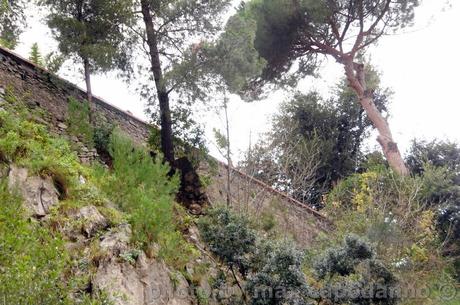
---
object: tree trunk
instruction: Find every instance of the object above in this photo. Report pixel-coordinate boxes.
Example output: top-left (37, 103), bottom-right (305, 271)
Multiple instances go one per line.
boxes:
top-left (344, 60), bottom-right (409, 176)
top-left (83, 57), bottom-right (92, 102)
top-left (224, 97), bottom-right (231, 206)
top-left (83, 56), bottom-right (94, 124)
top-left (140, 0), bottom-right (175, 165)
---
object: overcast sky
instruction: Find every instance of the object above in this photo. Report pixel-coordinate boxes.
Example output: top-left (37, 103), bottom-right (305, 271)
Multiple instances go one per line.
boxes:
top-left (16, 0), bottom-right (460, 162)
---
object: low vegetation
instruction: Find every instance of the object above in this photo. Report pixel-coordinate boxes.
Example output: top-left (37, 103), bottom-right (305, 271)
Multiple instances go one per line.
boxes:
top-left (0, 88), bottom-right (198, 302)
top-left (199, 202), bottom-right (459, 305)
top-left (0, 181), bottom-right (71, 304)
top-left (93, 130), bottom-right (198, 268)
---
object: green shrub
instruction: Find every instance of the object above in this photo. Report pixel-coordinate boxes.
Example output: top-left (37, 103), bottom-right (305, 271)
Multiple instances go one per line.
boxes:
top-left (198, 206), bottom-right (257, 274)
top-left (67, 97), bottom-right (94, 147)
top-left (96, 130), bottom-right (195, 269)
top-left (106, 130), bottom-right (178, 242)
top-left (314, 235), bottom-right (374, 279)
top-left (260, 210), bottom-right (277, 232)
top-left (0, 181), bottom-right (70, 304)
top-left (246, 241), bottom-right (311, 305)
top-left (0, 102), bottom-right (83, 195)
top-left (312, 235), bottom-right (399, 305)
top-left (0, 181), bottom-right (109, 304)
top-left (93, 123), bottom-right (114, 156)
top-left (195, 287), bottom-right (209, 305)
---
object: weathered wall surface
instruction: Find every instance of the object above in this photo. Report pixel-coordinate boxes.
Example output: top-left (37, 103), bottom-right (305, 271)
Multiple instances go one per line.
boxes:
top-left (201, 163), bottom-right (330, 246)
top-left (0, 46), bottom-right (329, 246)
top-left (0, 47), bottom-right (150, 144)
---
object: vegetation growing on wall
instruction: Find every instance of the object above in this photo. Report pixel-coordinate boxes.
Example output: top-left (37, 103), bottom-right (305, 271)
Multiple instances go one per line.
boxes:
top-left (67, 97), bottom-right (94, 147)
top-left (0, 89), bottom-right (113, 304)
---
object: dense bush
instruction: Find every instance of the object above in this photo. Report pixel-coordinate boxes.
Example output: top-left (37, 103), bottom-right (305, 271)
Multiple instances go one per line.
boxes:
top-left (313, 235), bottom-right (399, 305)
top-left (199, 207), bottom-right (403, 305)
top-left (198, 206), bottom-right (257, 274)
top-left (93, 123), bottom-right (114, 154)
top-left (314, 235), bottom-right (374, 278)
top-left (246, 242), bottom-right (311, 305)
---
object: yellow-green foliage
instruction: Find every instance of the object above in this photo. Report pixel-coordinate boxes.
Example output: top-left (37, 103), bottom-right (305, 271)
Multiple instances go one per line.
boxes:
top-left (0, 89), bottom-right (84, 195)
top-left (322, 166), bottom-right (459, 305)
top-left (0, 181), bottom-right (69, 304)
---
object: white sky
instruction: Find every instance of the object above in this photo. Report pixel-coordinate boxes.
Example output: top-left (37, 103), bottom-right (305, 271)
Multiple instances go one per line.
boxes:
top-left (16, 0), bottom-right (460, 162)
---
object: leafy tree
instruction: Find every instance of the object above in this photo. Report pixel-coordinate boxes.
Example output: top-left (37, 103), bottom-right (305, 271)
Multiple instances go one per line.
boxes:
top-left (202, 12), bottom-right (267, 99)
top-left (241, 74), bottom-right (390, 207)
top-left (29, 42), bottom-right (44, 66)
top-left (43, 51), bottom-right (65, 73)
top-left (0, 0), bottom-right (26, 48)
top-left (222, 0), bottom-right (420, 175)
top-left (406, 139), bottom-right (460, 185)
top-left (40, 0), bottom-right (134, 117)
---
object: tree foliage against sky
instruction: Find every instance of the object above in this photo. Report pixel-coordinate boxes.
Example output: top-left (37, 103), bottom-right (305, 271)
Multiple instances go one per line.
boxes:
top-left (0, 0), bottom-right (25, 49)
top-left (220, 0), bottom-right (419, 176)
top-left (40, 0), bottom-right (135, 107)
top-left (134, 0), bottom-right (232, 164)
top-left (241, 70), bottom-right (391, 208)
top-left (28, 43), bottom-right (44, 66)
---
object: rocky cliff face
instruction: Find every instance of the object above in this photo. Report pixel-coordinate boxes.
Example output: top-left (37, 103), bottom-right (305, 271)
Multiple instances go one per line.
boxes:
top-left (4, 161), bottom-right (240, 305)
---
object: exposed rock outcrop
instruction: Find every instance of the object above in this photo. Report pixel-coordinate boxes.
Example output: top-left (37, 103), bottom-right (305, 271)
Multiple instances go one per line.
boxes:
top-left (8, 165), bottom-right (59, 217)
top-left (99, 224), bottom-right (132, 256)
top-left (72, 205), bottom-right (109, 238)
top-left (93, 249), bottom-right (192, 305)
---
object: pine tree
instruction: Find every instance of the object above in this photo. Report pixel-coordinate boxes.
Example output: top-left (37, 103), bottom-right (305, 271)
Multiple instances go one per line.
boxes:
top-left (219, 0), bottom-right (420, 175)
top-left (28, 43), bottom-right (43, 66)
top-left (134, 0), bottom-right (231, 165)
top-left (40, 0), bottom-right (134, 120)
